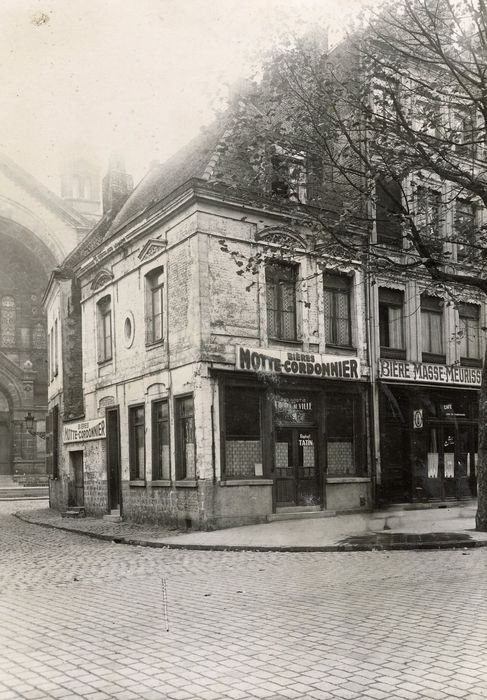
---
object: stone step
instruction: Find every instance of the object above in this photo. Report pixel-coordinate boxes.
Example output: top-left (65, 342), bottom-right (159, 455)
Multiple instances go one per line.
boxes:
top-left (62, 507), bottom-right (86, 519)
top-left (103, 512), bottom-right (122, 523)
top-left (268, 510), bottom-right (336, 522)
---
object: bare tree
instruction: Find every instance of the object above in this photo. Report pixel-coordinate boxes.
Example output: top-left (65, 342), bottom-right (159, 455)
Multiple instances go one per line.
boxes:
top-left (214, 0), bottom-right (487, 528)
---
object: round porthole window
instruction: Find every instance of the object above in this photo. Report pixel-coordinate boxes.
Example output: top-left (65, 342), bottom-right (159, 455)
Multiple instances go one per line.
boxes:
top-left (123, 313), bottom-right (135, 348)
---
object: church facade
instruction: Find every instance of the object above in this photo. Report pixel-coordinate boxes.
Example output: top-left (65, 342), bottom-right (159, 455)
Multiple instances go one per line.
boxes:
top-left (0, 154), bottom-right (92, 484)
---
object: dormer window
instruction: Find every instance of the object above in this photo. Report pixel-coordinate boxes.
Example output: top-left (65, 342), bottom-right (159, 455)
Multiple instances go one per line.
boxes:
top-left (270, 147), bottom-right (322, 204)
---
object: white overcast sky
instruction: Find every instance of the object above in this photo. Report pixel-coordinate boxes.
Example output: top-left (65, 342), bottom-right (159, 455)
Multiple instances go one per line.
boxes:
top-left (1, 0), bottom-right (370, 194)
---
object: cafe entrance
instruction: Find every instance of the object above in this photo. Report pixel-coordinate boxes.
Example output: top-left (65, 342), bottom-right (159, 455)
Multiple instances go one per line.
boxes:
top-left (380, 384), bottom-right (479, 503)
top-left (273, 392), bottom-right (321, 507)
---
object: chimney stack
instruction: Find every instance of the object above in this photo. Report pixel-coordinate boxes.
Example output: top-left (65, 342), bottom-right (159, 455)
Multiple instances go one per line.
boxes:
top-left (102, 153), bottom-right (134, 215)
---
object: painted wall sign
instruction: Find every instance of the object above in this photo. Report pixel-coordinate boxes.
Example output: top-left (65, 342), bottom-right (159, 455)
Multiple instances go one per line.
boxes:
top-left (236, 346), bottom-right (360, 380)
top-left (63, 417), bottom-right (106, 444)
top-left (379, 359), bottom-right (482, 387)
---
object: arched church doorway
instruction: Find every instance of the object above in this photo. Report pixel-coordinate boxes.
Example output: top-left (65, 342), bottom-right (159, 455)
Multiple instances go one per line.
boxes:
top-left (0, 223), bottom-right (55, 482)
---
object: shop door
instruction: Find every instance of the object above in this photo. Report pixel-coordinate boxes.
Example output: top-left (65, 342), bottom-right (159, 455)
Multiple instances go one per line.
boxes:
top-left (274, 427), bottom-right (319, 507)
top-left (106, 408), bottom-right (121, 511)
top-left (421, 423), bottom-right (477, 500)
top-left (69, 451), bottom-right (84, 507)
top-left (0, 422), bottom-right (10, 474)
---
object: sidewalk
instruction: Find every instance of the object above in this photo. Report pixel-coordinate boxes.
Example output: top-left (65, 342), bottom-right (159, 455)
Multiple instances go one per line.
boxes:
top-left (15, 501), bottom-right (487, 551)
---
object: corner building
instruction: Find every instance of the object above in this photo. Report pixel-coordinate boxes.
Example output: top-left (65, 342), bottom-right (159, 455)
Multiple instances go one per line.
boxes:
top-left (45, 127), bottom-right (372, 528)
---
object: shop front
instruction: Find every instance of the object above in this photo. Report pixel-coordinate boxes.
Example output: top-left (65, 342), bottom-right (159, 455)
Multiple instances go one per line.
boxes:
top-left (217, 346), bottom-right (370, 513)
top-left (378, 359), bottom-right (480, 504)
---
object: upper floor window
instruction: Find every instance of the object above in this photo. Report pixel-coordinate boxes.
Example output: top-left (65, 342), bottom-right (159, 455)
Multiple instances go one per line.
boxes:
top-left (129, 405), bottom-right (145, 481)
top-left (416, 187), bottom-right (442, 249)
top-left (54, 319), bottom-right (59, 376)
top-left (324, 274), bottom-right (352, 347)
top-left (454, 108), bottom-right (476, 159)
top-left (379, 289), bottom-right (405, 357)
top-left (458, 303), bottom-right (481, 363)
top-left (421, 295), bottom-right (444, 361)
top-left (270, 148), bottom-right (322, 204)
top-left (175, 395), bottom-right (195, 481)
top-left (146, 267), bottom-right (164, 345)
top-left (455, 199), bottom-right (476, 261)
top-left (0, 296), bottom-right (16, 347)
top-left (97, 296), bottom-right (112, 363)
top-left (375, 178), bottom-right (403, 246)
top-left (266, 262), bottom-right (297, 341)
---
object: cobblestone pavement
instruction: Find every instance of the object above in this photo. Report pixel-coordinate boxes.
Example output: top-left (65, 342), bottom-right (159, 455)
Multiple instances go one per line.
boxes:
top-left (1, 501), bottom-right (487, 700)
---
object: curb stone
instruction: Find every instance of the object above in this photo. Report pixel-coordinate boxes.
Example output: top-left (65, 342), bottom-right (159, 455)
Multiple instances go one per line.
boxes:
top-left (13, 511), bottom-right (487, 553)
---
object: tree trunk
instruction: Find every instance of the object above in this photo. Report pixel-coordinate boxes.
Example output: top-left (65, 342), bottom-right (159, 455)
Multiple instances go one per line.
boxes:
top-left (475, 345), bottom-right (487, 530)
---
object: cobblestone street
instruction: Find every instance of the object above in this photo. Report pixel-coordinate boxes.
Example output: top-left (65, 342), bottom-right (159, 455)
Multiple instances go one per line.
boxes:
top-left (1, 501), bottom-right (486, 700)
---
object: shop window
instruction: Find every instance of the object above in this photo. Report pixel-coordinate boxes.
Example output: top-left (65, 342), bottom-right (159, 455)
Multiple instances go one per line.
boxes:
top-left (0, 296), bottom-right (16, 347)
top-left (379, 289), bottom-right (405, 358)
top-left (224, 387), bottom-right (262, 479)
top-left (97, 296), bottom-right (112, 363)
top-left (175, 395), bottom-right (195, 480)
top-left (129, 405), bottom-right (145, 481)
top-left (416, 187), bottom-right (442, 253)
top-left (266, 262), bottom-right (297, 341)
top-left (152, 399), bottom-right (170, 480)
top-left (421, 296), bottom-right (445, 362)
top-left (146, 267), bottom-right (164, 345)
top-left (458, 303), bottom-right (481, 365)
top-left (375, 178), bottom-right (403, 246)
top-left (325, 394), bottom-right (362, 476)
top-left (455, 199), bottom-right (476, 261)
top-left (324, 274), bottom-right (352, 347)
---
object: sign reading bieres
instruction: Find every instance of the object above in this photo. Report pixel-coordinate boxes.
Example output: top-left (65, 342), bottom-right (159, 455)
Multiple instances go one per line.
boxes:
top-left (236, 346), bottom-right (360, 380)
top-left (379, 359), bottom-right (482, 387)
top-left (63, 418), bottom-right (106, 444)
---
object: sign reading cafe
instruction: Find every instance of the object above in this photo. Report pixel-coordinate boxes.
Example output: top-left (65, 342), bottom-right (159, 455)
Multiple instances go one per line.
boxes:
top-left (379, 359), bottom-right (482, 387)
top-left (63, 418), bottom-right (106, 444)
top-left (236, 346), bottom-right (360, 380)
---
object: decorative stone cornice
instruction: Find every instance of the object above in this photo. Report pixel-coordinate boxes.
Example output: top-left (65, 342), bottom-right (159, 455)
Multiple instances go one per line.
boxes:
top-left (138, 238), bottom-right (167, 261)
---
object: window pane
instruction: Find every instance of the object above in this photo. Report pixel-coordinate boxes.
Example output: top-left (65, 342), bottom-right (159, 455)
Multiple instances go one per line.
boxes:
top-left (430, 313), bottom-right (443, 354)
top-left (388, 306), bottom-right (403, 348)
top-left (421, 312), bottom-right (431, 353)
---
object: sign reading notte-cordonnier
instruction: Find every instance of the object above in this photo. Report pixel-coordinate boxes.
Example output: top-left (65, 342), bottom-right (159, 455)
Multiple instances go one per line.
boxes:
top-left (236, 346), bottom-right (360, 380)
top-left (63, 418), bottom-right (106, 444)
top-left (379, 359), bottom-right (482, 387)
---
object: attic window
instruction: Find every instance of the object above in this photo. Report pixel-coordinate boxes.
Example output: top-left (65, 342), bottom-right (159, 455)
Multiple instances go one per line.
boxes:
top-left (271, 147), bottom-right (311, 203)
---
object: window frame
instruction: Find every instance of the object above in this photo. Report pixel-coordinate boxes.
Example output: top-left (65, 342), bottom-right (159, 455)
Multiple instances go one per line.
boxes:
top-left (323, 273), bottom-right (353, 348)
top-left (378, 288), bottom-right (406, 358)
top-left (416, 186), bottom-right (442, 249)
top-left (175, 394), bottom-right (196, 481)
top-left (146, 267), bottom-right (164, 346)
top-left (458, 303), bottom-right (482, 365)
top-left (97, 296), bottom-right (112, 364)
top-left (421, 295), bottom-right (445, 362)
top-left (129, 404), bottom-right (146, 481)
top-left (455, 198), bottom-right (476, 262)
top-left (151, 398), bottom-right (171, 481)
top-left (266, 262), bottom-right (298, 342)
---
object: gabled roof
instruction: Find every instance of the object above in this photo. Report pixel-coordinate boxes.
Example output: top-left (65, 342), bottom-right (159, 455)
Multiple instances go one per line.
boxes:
top-left (0, 152), bottom-right (90, 228)
top-left (103, 119), bottom-right (227, 239)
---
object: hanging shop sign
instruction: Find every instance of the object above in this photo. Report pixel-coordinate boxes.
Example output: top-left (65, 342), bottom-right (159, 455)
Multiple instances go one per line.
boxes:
top-left (236, 346), bottom-right (360, 380)
top-left (379, 359), bottom-right (482, 387)
top-left (413, 409), bottom-right (423, 429)
top-left (63, 417), bottom-right (106, 444)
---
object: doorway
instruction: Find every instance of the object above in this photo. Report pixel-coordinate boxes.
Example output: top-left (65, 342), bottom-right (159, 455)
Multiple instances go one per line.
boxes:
top-left (415, 422), bottom-right (477, 501)
top-left (274, 427), bottom-right (319, 507)
top-left (106, 407), bottom-right (121, 512)
top-left (0, 422), bottom-right (11, 475)
top-left (68, 451), bottom-right (84, 507)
